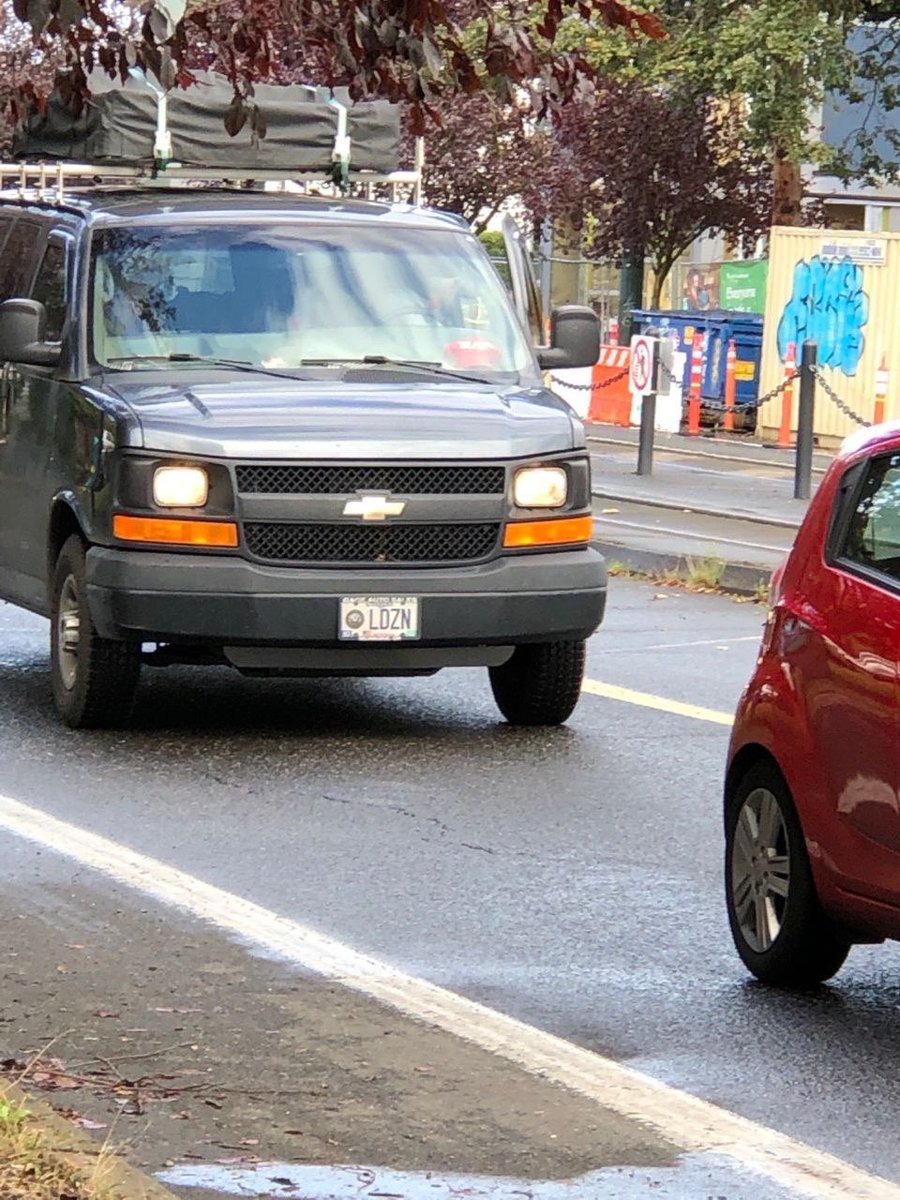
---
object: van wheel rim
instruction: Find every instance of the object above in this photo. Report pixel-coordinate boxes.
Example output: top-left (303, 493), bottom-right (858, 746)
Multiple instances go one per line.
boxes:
top-left (731, 787), bottom-right (791, 953)
top-left (57, 575), bottom-right (81, 692)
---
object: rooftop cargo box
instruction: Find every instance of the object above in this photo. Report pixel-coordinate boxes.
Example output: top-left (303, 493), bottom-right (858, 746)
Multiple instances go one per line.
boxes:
top-left (12, 72), bottom-right (400, 173)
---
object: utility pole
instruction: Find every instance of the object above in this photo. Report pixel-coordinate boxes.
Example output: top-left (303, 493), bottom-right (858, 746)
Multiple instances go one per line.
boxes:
top-left (618, 241), bottom-right (644, 346)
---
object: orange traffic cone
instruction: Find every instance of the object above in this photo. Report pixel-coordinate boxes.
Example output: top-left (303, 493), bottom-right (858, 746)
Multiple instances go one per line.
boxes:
top-left (874, 354), bottom-right (889, 425)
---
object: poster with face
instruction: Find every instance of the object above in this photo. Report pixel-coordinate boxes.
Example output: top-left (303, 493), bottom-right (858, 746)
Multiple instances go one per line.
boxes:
top-left (683, 267), bottom-right (720, 312)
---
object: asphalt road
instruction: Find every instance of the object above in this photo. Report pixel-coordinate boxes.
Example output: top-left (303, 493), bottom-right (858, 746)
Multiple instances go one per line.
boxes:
top-left (3, 578), bottom-right (900, 1198)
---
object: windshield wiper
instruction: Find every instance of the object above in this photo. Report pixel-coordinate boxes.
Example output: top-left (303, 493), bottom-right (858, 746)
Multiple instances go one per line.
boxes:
top-left (105, 354), bottom-right (306, 383)
top-left (300, 355), bottom-right (502, 385)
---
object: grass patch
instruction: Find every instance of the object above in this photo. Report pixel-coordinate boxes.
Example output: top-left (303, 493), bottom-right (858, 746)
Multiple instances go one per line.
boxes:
top-left (684, 556), bottom-right (725, 591)
top-left (606, 555), bottom-right (768, 602)
top-left (0, 1087), bottom-right (113, 1200)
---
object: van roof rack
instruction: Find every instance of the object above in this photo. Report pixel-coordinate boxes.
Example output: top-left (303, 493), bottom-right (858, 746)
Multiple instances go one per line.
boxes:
top-left (0, 155), bottom-right (424, 207)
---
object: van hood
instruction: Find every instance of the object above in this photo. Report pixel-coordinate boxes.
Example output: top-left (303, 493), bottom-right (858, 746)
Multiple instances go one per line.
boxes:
top-left (97, 373), bottom-right (582, 460)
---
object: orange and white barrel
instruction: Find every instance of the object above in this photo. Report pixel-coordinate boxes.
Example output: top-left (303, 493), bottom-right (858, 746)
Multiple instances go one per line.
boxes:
top-left (874, 354), bottom-right (889, 425)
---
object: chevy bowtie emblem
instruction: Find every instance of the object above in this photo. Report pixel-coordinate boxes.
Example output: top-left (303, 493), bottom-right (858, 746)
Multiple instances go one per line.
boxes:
top-left (343, 494), bottom-right (406, 521)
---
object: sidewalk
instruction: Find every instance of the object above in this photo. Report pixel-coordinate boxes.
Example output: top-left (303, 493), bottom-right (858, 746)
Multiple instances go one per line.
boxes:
top-left (0, 877), bottom-right (734, 1200)
top-left (586, 424), bottom-right (833, 591)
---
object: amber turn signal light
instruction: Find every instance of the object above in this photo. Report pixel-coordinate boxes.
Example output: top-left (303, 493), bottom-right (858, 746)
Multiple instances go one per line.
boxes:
top-left (113, 514), bottom-right (239, 548)
top-left (503, 514), bottom-right (593, 549)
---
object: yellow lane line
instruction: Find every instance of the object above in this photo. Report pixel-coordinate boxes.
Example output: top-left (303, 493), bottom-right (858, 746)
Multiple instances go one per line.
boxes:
top-left (582, 678), bottom-right (735, 727)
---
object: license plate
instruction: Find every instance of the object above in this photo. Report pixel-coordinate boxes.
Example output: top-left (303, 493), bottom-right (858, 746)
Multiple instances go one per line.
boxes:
top-left (339, 596), bottom-right (420, 641)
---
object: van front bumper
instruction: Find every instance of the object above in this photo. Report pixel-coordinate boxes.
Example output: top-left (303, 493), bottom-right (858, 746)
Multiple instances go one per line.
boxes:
top-left (85, 547), bottom-right (607, 650)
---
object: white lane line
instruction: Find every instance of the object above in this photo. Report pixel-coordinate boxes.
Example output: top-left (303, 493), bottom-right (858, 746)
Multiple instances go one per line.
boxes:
top-left (0, 792), bottom-right (895, 1200)
top-left (601, 635), bottom-right (761, 653)
top-left (598, 514), bottom-right (789, 554)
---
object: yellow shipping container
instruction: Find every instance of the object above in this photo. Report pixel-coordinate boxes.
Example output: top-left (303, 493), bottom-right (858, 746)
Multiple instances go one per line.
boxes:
top-left (758, 226), bottom-right (900, 446)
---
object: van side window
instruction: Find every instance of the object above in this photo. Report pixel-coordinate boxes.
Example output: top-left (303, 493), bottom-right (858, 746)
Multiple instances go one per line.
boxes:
top-left (0, 216), bottom-right (13, 264)
top-left (841, 453), bottom-right (900, 583)
top-left (0, 219), bottom-right (43, 301)
top-left (31, 240), bottom-right (68, 343)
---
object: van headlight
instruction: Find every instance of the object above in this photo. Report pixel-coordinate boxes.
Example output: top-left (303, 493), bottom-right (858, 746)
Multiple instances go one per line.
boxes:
top-left (513, 466), bottom-right (568, 509)
top-left (153, 465), bottom-right (209, 508)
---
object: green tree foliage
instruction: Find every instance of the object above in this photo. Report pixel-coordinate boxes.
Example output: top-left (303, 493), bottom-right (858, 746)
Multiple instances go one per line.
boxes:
top-left (564, 0), bottom-right (898, 191)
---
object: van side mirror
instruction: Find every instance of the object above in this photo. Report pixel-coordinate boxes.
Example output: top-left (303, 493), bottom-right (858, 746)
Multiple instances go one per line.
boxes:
top-left (537, 305), bottom-right (600, 371)
top-left (0, 299), bottom-right (61, 368)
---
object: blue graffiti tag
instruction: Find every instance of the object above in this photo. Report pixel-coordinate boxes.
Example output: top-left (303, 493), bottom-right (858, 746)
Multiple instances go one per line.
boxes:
top-left (776, 255), bottom-right (869, 375)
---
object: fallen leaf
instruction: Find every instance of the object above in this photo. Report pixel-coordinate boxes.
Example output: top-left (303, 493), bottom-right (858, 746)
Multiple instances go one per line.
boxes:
top-left (94, 1010), bottom-right (120, 1019)
top-left (33, 1072), bottom-right (81, 1090)
top-left (284, 1129), bottom-right (304, 1135)
top-left (203, 1099), bottom-right (223, 1110)
top-left (240, 1138), bottom-right (259, 1146)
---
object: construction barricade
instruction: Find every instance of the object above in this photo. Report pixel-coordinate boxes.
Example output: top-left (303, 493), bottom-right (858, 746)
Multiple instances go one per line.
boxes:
top-left (549, 345), bottom-right (631, 425)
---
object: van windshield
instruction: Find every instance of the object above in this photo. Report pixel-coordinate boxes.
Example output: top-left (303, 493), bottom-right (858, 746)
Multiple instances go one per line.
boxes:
top-left (91, 222), bottom-right (537, 382)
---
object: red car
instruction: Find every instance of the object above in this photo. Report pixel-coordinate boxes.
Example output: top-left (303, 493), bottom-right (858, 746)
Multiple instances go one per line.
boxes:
top-left (726, 423), bottom-right (900, 986)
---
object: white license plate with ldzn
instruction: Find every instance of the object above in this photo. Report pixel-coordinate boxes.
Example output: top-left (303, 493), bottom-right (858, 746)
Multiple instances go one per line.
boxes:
top-left (339, 596), bottom-right (420, 641)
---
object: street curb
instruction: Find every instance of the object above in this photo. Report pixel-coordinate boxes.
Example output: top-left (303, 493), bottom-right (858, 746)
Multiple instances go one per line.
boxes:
top-left (593, 538), bottom-right (774, 597)
top-left (587, 434), bottom-right (832, 476)
top-left (591, 488), bottom-right (803, 531)
top-left (1, 1077), bottom-right (178, 1200)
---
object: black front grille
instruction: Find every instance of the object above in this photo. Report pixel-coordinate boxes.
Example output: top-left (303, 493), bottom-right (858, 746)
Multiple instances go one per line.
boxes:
top-left (236, 464), bottom-right (506, 496)
top-left (244, 522), bottom-right (500, 564)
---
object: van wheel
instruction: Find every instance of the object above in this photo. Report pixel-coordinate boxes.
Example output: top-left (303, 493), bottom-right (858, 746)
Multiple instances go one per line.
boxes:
top-left (50, 535), bottom-right (141, 729)
top-left (489, 640), bottom-right (585, 726)
top-left (725, 761), bottom-right (851, 986)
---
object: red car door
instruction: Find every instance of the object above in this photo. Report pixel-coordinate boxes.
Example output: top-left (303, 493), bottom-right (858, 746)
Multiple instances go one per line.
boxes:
top-left (788, 451), bottom-right (900, 904)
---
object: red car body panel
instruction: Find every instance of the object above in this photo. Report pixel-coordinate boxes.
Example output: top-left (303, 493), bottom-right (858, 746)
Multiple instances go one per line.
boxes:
top-left (729, 423), bottom-right (900, 943)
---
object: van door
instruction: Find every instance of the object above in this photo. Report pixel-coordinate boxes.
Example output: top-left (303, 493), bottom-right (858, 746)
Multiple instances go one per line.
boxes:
top-left (500, 214), bottom-right (544, 345)
top-left (0, 216), bottom-right (46, 605)
top-left (0, 222), bottom-right (66, 612)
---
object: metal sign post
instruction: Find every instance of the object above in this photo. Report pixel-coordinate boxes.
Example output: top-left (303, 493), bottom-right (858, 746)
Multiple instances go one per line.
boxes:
top-left (631, 335), bottom-right (661, 477)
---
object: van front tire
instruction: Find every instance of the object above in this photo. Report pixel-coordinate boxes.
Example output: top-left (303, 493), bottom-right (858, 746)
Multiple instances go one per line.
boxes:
top-left (50, 535), bottom-right (141, 729)
top-left (489, 639), bottom-right (585, 726)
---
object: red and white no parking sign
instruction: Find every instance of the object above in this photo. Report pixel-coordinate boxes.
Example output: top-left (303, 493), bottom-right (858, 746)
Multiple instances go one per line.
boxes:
top-left (629, 335), bottom-right (658, 396)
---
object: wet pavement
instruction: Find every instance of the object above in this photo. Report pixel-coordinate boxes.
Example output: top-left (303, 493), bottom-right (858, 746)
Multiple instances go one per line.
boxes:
top-left (3, 581), bottom-right (900, 1196)
top-left (158, 1154), bottom-right (803, 1199)
top-left (589, 444), bottom-right (808, 527)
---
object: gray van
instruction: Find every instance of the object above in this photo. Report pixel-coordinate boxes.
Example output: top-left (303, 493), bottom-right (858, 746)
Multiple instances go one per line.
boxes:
top-left (0, 184), bottom-right (606, 728)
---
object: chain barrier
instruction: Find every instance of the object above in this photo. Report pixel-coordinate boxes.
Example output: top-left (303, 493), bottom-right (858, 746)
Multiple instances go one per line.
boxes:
top-left (700, 371), bottom-right (799, 416)
top-left (553, 357), bottom-right (870, 428)
top-left (810, 365), bottom-right (871, 428)
top-left (548, 366), bottom-right (629, 392)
